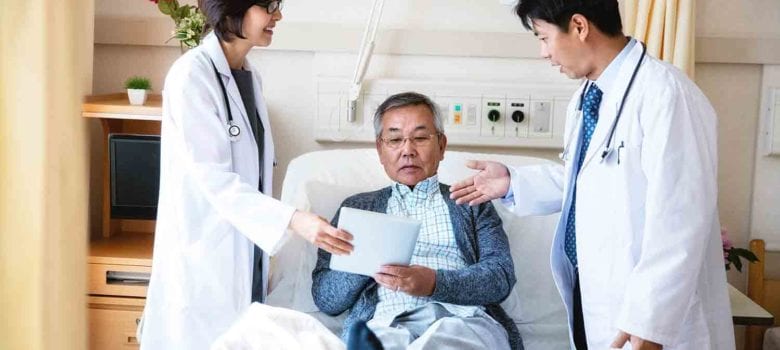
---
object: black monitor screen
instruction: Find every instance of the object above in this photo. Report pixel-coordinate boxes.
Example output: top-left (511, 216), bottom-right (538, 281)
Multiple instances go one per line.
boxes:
top-left (109, 134), bottom-right (161, 219)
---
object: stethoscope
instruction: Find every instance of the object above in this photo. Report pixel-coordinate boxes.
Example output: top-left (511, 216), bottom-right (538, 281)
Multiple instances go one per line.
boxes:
top-left (210, 59), bottom-right (241, 142)
top-left (559, 41), bottom-right (647, 164)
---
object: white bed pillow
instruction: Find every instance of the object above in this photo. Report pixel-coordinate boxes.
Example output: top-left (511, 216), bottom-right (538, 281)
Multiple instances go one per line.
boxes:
top-left (267, 149), bottom-right (568, 349)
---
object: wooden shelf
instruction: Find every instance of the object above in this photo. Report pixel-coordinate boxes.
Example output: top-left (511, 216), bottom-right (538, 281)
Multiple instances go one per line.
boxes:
top-left (88, 296), bottom-right (146, 309)
top-left (89, 232), bottom-right (153, 266)
top-left (83, 93), bottom-right (162, 121)
top-left (83, 94), bottom-right (162, 238)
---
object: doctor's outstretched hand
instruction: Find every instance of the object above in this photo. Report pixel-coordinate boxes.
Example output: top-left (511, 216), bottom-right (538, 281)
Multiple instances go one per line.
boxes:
top-left (289, 211), bottom-right (353, 255)
top-left (449, 160), bottom-right (511, 206)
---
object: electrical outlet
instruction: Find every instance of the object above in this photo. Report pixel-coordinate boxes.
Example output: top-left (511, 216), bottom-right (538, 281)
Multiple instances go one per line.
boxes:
top-left (529, 100), bottom-right (553, 138)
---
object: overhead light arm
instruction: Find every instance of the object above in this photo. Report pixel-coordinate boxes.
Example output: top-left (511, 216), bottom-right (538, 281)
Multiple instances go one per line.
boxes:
top-left (347, 0), bottom-right (385, 123)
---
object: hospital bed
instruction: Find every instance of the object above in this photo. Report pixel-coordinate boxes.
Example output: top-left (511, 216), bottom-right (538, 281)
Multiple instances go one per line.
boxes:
top-left (227, 149), bottom-right (570, 349)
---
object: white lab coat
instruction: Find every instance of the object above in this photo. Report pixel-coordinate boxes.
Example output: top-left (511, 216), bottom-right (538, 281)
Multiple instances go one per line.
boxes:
top-left (505, 43), bottom-right (734, 349)
top-left (139, 33), bottom-right (296, 349)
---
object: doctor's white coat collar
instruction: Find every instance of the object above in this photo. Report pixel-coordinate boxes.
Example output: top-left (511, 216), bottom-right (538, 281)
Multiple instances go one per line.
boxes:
top-left (579, 39), bottom-right (647, 170)
top-left (201, 32), bottom-right (252, 125)
top-left (592, 38), bottom-right (637, 97)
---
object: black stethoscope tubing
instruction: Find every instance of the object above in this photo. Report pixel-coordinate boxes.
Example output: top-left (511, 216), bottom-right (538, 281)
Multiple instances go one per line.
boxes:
top-left (599, 41), bottom-right (647, 160)
top-left (567, 41), bottom-right (647, 162)
top-left (210, 58), bottom-right (241, 139)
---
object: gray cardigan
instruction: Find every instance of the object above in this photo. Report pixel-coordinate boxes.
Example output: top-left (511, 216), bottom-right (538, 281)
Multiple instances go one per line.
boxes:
top-left (311, 184), bottom-right (523, 350)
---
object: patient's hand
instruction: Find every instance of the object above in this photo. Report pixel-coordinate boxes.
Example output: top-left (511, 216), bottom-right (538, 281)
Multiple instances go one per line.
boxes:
top-left (449, 160), bottom-right (510, 206)
top-left (374, 265), bottom-right (436, 297)
top-left (289, 210), bottom-right (353, 255)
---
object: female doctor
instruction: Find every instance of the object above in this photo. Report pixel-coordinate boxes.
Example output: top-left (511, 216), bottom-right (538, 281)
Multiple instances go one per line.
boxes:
top-left (139, 1), bottom-right (353, 349)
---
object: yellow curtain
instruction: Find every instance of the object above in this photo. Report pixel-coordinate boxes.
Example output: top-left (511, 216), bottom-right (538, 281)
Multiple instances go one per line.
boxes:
top-left (623, 0), bottom-right (696, 77)
top-left (0, 0), bottom-right (93, 349)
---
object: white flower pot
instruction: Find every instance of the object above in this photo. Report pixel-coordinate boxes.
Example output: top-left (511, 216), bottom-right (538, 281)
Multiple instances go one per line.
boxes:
top-left (127, 89), bottom-right (148, 106)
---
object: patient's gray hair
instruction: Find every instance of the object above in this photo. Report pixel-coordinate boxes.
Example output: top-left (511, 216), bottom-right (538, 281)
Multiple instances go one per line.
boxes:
top-left (373, 92), bottom-right (444, 138)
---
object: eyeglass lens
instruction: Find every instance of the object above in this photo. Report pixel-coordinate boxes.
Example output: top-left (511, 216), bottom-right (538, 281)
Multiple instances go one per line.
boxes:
top-left (383, 133), bottom-right (438, 149)
top-left (266, 0), bottom-right (282, 14)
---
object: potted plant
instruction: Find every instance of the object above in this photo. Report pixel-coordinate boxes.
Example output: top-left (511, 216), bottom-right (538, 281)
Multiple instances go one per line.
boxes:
top-left (124, 76), bottom-right (152, 106)
top-left (154, 0), bottom-right (207, 50)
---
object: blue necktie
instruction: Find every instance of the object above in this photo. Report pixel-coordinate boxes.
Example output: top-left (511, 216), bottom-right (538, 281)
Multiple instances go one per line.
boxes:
top-left (564, 84), bottom-right (602, 268)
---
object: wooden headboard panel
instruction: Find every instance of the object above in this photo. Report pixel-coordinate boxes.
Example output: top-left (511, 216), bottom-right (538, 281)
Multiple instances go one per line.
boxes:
top-left (746, 239), bottom-right (780, 350)
top-left (749, 239), bottom-right (780, 326)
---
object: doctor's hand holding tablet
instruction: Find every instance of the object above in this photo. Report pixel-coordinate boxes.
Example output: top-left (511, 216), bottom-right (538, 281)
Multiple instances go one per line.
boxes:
top-left (288, 210), bottom-right (354, 256)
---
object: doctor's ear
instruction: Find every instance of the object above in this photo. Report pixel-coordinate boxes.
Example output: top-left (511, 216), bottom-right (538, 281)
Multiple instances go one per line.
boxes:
top-left (570, 14), bottom-right (589, 39)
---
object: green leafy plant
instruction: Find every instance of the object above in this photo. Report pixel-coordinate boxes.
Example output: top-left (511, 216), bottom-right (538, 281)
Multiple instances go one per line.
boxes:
top-left (157, 0), bottom-right (206, 49)
top-left (722, 228), bottom-right (759, 272)
top-left (124, 76), bottom-right (152, 90)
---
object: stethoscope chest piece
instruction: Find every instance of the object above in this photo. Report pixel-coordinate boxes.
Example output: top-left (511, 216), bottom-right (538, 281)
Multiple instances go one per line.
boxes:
top-left (210, 58), bottom-right (244, 143)
top-left (227, 122), bottom-right (241, 142)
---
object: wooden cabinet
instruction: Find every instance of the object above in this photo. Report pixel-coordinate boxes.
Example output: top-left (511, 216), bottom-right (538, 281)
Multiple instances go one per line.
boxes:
top-left (84, 94), bottom-right (161, 349)
top-left (88, 297), bottom-right (145, 349)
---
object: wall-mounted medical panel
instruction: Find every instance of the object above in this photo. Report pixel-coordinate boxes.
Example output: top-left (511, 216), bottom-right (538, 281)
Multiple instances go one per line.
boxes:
top-left (315, 78), bottom-right (577, 149)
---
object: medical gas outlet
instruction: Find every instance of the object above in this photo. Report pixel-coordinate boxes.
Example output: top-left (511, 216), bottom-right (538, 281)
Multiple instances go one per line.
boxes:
top-left (508, 100), bottom-right (529, 138)
top-left (481, 99), bottom-right (505, 137)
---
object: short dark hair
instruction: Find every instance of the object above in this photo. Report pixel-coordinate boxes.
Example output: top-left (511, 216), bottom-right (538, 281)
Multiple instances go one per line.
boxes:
top-left (515, 0), bottom-right (623, 37)
top-left (373, 92), bottom-right (443, 138)
top-left (199, 0), bottom-right (275, 42)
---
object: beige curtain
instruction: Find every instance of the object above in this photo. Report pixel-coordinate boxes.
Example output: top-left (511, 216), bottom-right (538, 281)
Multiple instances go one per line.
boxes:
top-left (623, 0), bottom-right (696, 77)
top-left (0, 0), bottom-right (93, 349)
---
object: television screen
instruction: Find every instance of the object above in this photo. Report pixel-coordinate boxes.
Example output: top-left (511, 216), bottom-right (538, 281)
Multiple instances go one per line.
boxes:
top-left (109, 134), bottom-right (161, 219)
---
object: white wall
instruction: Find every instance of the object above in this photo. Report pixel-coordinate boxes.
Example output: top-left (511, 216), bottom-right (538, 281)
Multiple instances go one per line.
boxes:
top-left (97, 0), bottom-right (780, 36)
top-left (95, 0), bottom-right (195, 17)
top-left (280, 0), bottom-right (525, 33)
top-left (697, 0), bottom-right (780, 38)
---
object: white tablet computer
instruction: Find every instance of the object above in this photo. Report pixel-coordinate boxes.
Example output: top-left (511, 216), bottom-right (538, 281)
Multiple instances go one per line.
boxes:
top-left (329, 207), bottom-right (421, 277)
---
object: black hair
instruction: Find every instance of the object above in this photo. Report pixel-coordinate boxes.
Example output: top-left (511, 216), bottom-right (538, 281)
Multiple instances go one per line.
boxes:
top-left (515, 0), bottom-right (623, 36)
top-left (199, 0), bottom-right (275, 42)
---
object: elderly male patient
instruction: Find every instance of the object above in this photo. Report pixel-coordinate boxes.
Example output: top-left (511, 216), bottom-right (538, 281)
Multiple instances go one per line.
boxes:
top-left (311, 92), bottom-right (521, 350)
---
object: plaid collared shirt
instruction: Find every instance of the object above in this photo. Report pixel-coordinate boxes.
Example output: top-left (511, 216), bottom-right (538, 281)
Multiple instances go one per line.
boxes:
top-left (373, 175), bottom-right (483, 323)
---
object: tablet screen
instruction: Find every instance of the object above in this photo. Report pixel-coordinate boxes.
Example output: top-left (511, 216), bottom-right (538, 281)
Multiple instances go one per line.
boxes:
top-left (329, 207), bottom-right (421, 276)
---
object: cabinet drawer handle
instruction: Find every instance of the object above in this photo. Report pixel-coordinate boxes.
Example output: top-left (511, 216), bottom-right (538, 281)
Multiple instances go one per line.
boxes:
top-left (126, 335), bottom-right (139, 345)
top-left (105, 270), bottom-right (150, 286)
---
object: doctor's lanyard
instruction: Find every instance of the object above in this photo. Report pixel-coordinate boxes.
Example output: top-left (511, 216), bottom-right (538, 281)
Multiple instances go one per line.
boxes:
top-left (209, 58), bottom-right (242, 142)
top-left (559, 41), bottom-right (648, 164)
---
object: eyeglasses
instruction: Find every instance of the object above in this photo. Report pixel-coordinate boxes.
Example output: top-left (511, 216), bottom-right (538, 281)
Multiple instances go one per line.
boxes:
top-left (379, 133), bottom-right (441, 149)
top-left (257, 0), bottom-right (283, 14)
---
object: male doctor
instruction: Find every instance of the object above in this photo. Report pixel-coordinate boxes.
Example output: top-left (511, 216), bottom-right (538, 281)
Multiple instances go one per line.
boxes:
top-left (450, 0), bottom-right (735, 349)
